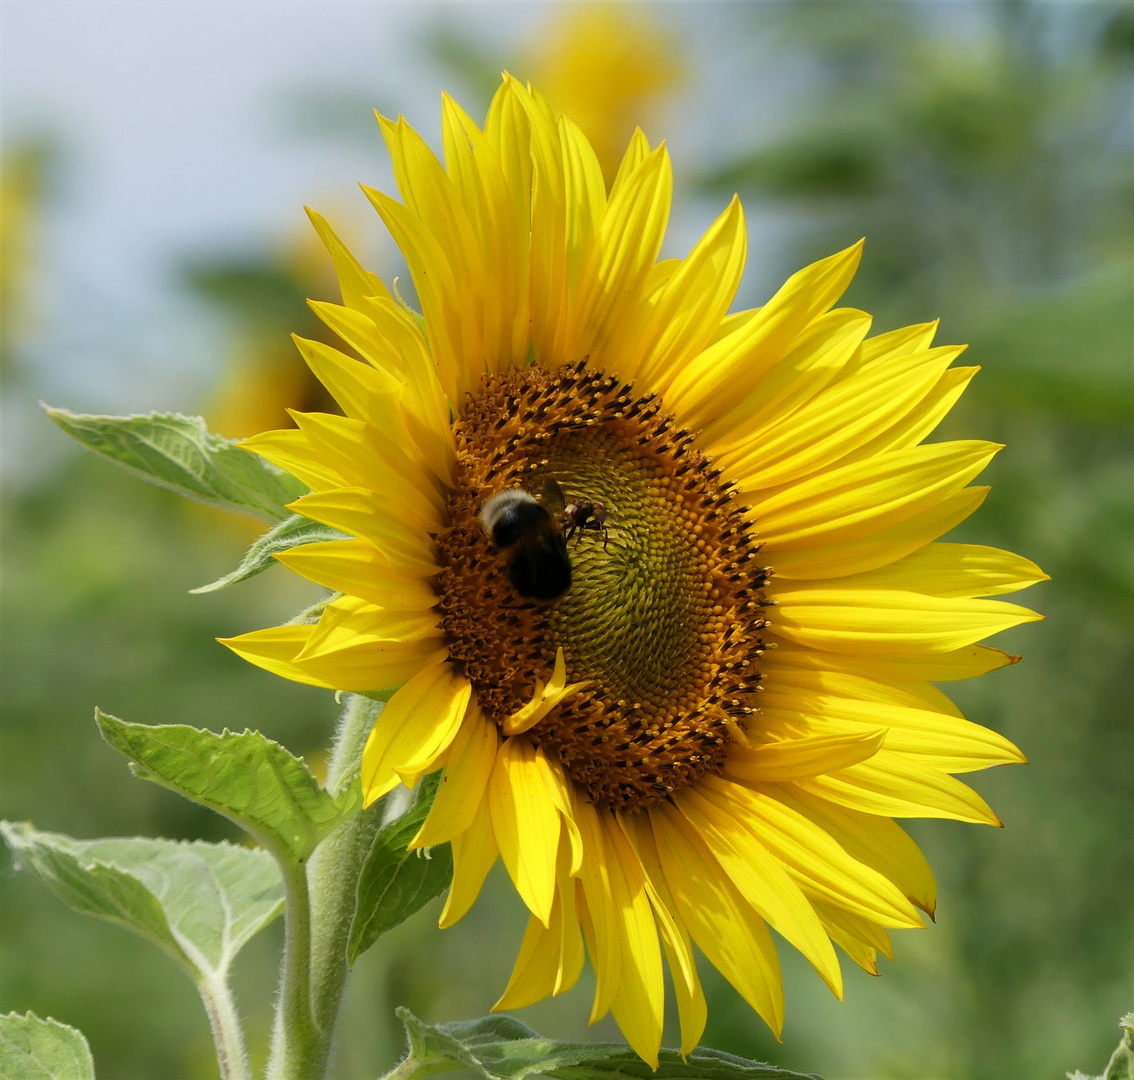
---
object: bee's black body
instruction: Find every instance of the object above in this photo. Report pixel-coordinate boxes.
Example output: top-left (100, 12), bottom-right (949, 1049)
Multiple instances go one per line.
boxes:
top-left (478, 488), bottom-right (572, 602)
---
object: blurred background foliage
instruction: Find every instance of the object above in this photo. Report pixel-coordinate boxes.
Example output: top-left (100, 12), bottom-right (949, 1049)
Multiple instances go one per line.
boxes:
top-left (2, 2), bottom-right (1131, 1079)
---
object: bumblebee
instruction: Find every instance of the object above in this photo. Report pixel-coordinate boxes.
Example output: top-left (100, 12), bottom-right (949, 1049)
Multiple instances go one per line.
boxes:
top-left (477, 481), bottom-right (572, 602)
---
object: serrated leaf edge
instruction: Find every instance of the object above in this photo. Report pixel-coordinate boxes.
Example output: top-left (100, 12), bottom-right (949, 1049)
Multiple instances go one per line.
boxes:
top-left (95, 712), bottom-right (346, 864)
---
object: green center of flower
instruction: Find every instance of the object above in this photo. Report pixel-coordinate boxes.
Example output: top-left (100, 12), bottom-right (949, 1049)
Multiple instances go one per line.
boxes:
top-left (436, 365), bottom-right (768, 810)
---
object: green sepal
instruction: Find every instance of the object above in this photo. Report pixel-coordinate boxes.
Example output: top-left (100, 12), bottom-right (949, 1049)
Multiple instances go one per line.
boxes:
top-left (191, 513), bottom-right (348, 593)
top-left (0, 824), bottom-right (282, 987)
top-left (96, 711), bottom-right (351, 864)
top-left (0, 1012), bottom-right (95, 1080)
top-left (43, 408), bottom-right (306, 521)
top-left (347, 774), bottom-right (452, 965)
top-left (386, 1009), bottom-right (825, 1080)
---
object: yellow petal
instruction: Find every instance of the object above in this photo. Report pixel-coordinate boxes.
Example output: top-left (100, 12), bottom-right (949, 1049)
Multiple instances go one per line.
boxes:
top-left (769, 587), bottom-right (1042, 654)
top-left (502, 842), bottom-right (588, 1001)
top-left (275, 538), bottom-right (440, 608)
top-left (617, 811), bottom-right (707, 1059)
top-left (566, 144), bottom-right (673, 369)
top-left (502, 648), bottom-right (591, 735)
top-left (239, 428), bottom-right (343, 492)
top-left (488, 736), bottom-right (561, 927)
top-left (411, 701), bottom-right (499, 848)
top-left (698, 774), bottom-right (923, 930)
top-left (304, 206), bottom-right (391, 311)
top-left (300, 308), bottom-right (456, 489)
top-left (609, 127), bottom-right (652, 193)
top-left (516, 85), bottom-right (569, 367)
top-left (361, 662), bottom-right (471, 804)
top-left (767, 643), bottom-right (1019, 684)
top-left (294, 642), bottom-right (445, 696)
top-left (759, 687), bottom-right (1025, 772)
top-left (537, 749), bottom-right (585, 877)
top-left (668, 241), bottom-right (863, 434)
top-left (794, 754), bottom-right (1001, 826)
top-left (662, 931), bottom-right (708, 1059)
top-left (839, 364), bottom-right (979, 464)
top-left (355, 294), bottom-right (455, 470)
top-left (601, 813), bottom-right (665, 1069)
top-left (571, 797), bottom-right (622, 1022)
top-left (700, 307), bottom-right (873, 460)
top-left (439, 795), bottom-right (498, 928)
top-left (825, 542), bottom-right (1049, 599)
top-left (632, 195), bottom-right (748, 391)
top-left (288, 411), bottom-right (446, 532)
top-left (291, 333), bottom-right (401, 426)
top-left (441, 93), bottom-right (529, 373)
top-left (217, 625), bottom-right (335, 688)
top-left (726, 345), bottom-right (966, 491)
top-left (761, 659), bottom-right (967, 717)
top-left (363, 186), bottom-right (468, 402)
top-left (723, 730), bottom-right (886, 782)
top-left (554, 870), bottom-right (586, 996)
top-left (485, 77), bottom-right (534, 256)
top-left (769, 485), bottom-right (991, 581)
top-left (770, 785), bottom-right (938, 914)
top-left (755, 439), bottom-right (1000, 550)
top-left (650, 801), bottom-right (784, 1037)
top-left (673, 786), bottom-right (843, 998)
top-left (859, 319), bottom-right (939, 361)
top-left (298, 595), bottom-right (441, 651)
top-left (493, 905), bottom-right (563, 1011)
top-left (558, 114), bottom-right (606, 290)
top-left (814, 901), bottom-right (887, 974)
top-left (287, 487), bottom-right (438, 576)
top-left (306, 300), bottom-right (405, 377)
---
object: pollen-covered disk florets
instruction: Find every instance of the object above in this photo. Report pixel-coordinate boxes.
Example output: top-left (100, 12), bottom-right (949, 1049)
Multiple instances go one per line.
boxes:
top-left (223, 76), bottom-right (1047, 1067)
top-left (438, 363), bottom-right (768, 810)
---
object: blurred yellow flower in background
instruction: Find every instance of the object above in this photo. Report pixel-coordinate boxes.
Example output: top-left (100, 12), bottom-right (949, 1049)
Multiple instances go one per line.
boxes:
top-left (222, 78), bottom-right (1045, 1065)
top-left (198, 221), bottom-right (346, 441)
top-left (1, 143), bottom-right (51, 371)
top-left (524, 3), bottom-right (683, 184)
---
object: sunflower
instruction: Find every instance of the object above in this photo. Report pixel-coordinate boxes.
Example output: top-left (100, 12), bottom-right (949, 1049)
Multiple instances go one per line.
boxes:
top-left (222, 77), bottom-right (1045, 1065)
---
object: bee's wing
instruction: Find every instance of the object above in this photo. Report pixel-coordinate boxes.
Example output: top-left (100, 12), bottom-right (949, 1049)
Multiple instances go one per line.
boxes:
top-left (510, 516), bottom-right (571, 601)
top-left (540, 478), bottom-right (566, 515)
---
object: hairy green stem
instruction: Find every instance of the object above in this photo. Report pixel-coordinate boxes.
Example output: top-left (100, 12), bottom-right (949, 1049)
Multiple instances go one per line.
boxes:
top-left (266, 694), bottom-right (385, 1080)
top-left (266, 855), bottom-right (320, 1080)
top-left (309, 696), bottom-right (387, 1031)
top-left (324, 693), bottom-right (381, 796)
top-left (1070, 1014), bottom-right (1134, 1080)
top-left (1098, 1013), bottom-right (1133, 1080)
top-left (197, 972), bottom-right (252, 1080)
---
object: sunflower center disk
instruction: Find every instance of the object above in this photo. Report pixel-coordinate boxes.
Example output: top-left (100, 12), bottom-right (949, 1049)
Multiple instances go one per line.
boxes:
top-left (436, 366), bottom-right (769, 811)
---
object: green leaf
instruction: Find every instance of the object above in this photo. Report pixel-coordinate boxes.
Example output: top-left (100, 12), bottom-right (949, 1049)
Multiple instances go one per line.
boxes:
top-left (0, 1012), bottom-right (95, 1080)
top-left (387, 1010), bottom-right (824, 1080)
top-left (348, 774), bottom-right (452, 965)
top-left (0, 823), bottom-right (282, 985)
top-left (96, 711), bottom-right (350, 863)
top-left (43, 408), bottom-right (307, 521)
top-left (191, 513), bottom-right (348, 593)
